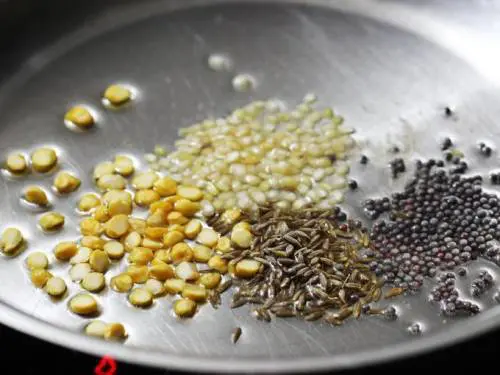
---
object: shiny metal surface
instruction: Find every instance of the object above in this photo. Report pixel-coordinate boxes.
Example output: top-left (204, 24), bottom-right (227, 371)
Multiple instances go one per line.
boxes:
top-left (1, 0), bottom-right (500, 372)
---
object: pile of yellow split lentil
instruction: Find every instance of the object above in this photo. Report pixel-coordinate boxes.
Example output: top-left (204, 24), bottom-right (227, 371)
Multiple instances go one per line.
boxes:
top-left (0, 86), bottom-right (360, 343)
top-left (0, 84), bottom-right (269, 342)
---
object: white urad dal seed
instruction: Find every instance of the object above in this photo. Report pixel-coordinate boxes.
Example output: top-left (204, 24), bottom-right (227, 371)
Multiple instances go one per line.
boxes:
top-left (207, 53), bottom-right (231, 71)
top-left (232, 74), bottom-right (255, 92)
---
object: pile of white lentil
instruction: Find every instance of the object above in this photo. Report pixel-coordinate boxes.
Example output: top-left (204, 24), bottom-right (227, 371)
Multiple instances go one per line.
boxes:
top-left (147, 96), bottom-right (354, 213)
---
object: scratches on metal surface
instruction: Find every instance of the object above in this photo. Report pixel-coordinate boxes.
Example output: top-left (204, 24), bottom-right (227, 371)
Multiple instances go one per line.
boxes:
top-left (280, 319), bottom-right (329, 355)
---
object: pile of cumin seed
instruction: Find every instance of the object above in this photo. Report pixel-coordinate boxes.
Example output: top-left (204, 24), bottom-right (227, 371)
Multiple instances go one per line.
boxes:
top-left (214, 205), bottom-right (386, 325)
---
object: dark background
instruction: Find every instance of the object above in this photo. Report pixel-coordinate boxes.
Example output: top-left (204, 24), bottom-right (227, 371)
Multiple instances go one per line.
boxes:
top-left (2, 322), bottom-right (497, 374)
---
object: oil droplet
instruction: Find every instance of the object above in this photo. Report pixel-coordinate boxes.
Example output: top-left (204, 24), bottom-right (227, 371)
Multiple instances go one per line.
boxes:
top-left (494, 289), bottom-right (500, 303)
top-left (383, 305), bottom-right (398, 321)
top-left (407, 322), bottom-right (422, 335)
top-left (207, 53), bottom-right (231, 72)
top-left (232, 74), bottom-right (255, 92)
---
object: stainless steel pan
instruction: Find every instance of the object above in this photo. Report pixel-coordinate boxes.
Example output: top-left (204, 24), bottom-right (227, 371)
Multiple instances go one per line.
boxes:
top-left (1, 0), bottom-right (500, 372)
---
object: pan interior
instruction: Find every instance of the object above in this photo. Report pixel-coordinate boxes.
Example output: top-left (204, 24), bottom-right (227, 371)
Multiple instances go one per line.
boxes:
top-left (1, 0), bottom-right (500, 371)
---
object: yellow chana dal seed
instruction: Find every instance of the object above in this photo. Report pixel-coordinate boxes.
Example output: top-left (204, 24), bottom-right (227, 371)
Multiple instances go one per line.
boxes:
top-left (170, 243), bottom-right (193, 264)
top-left (26, 251), bottom-right (49, 270)
top-left (164, 195), bottom-right (182, 204)
top-left (150, 257), bottom-right (166, 266)
top-left (182, 283), bottom-right (207, 302)
top-left (85, 320), bottom-right (107, 338)
top-left (132, 171), bottom-right (159, 190)
top-left (103, 189), bottom-right (132, 204)
top-left (167, 211), bottom-right (189, 225)
top-left (149, 200), bottom-right (173, 215)
top-left (81, 272), bottom-right (105, 293)
top-left (6, 153), bottom-right (27, 174)
top-left (163, 230), bottom-right (184, 248)
top-left (54, 241), bottom-right (78, 261)
top-left (165, 279), bottom-right (185, 294)
top-left (135, 189), bottom-right (161, 206)
top-left (80, 218), bottom-right (103, 236)
top-left (216, 236), bottom-right (232, 253)
top-left (173, 298), bottom-right (197, 317)
top-left (128, 247), bottom-right (154, 265)
top-left (128, 287), bottom-right (153, 307)
top-left (149, 262), bottom-right (174, 281)
top-left (142, 237), bottom-right (163, 250)
top-left (80, 236), bottom-right (106, 249)
top-left (64, 106), bottom-right (94, 128)
top-left (192, 245), bottom-right (213, 263)
top-left (144, 227), bottom-right (169, 241)
top-left (93, 161), bottom-right (115, 180)
top-left (31, 147), bottom-right (57, 173)
top-left (153, 177), bottom-right (177, 197)
top-left (168, 224), bottom-right (185, 233)
top-left (175, 261), bottom-right (199, 281)
top-left (177, 186), bottom-right (203, 201)
top-left (93, 205), bottom-right (110, 222)
top-left (196, 228), bottom-right (219, 248)
top-left (89, 250), bottom-right (110, 273)
top-left (124, 231), bottom-right (142, 251)
top-left (39, 212), bottom-right (65, 231)
top-left (69, 293), bottom-right (98, 315)
top-left (184, 219), bottom-right (202, 240)
top-left (104, 214), bottom-right (130, 238)
top-left (114, 155), bottom-right (134, 176)
top-left (45, 277), bottom-right (67, 297)
top-left (146, 210), bottom-right (166, 227)
top-left (31, 269), bottom-right (52, 288)
top-left (54, 171), bottom-right (81, 194)
top-left (70, 263), bottom-right (91, 281)
top-left (78, 193), bottom-right (101, 212)
top-left (70, 247), bottom-right (92, 264)
top-left (145, 279), bottom-right (165, 297)
top-left (24, 186), bottom-right (49, 206)
top-left (221, 208), bottom-right (242, 224)
top-left (97, 174), bottom-right (127, 191)
top-left (110, 273), bottom-right (133, 293)
top-left (208, 255), bottom-right (228, 273)
top-left (127, 265), bottom-right (149, 283)
top-left (233, 221), bottom-right (252, 231)
top-left (235, 259), bottom-right (261, 278)
top-left (199, 272), bottom-right (221, 289)
top-left (154, 249), bottom-right (171, 263)
top-left (104, 84), bottom-right (131, 106)
top-left (108, 199), bottom-right (132, 216)
top-left (1, 227), bottom-right (24, 254)
top-left (231, 228), bottom-right (253, 249)
top-left (104, 323), bottom-right (127, 341)
top-left (173, 199), bottom-right (200, 217)
top-left (103, 241), bottom-right (124, 260)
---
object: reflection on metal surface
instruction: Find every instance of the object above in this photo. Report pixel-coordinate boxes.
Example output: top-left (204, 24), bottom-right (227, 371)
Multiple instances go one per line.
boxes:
top-left (0, 0), bottom-right (499, 373)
